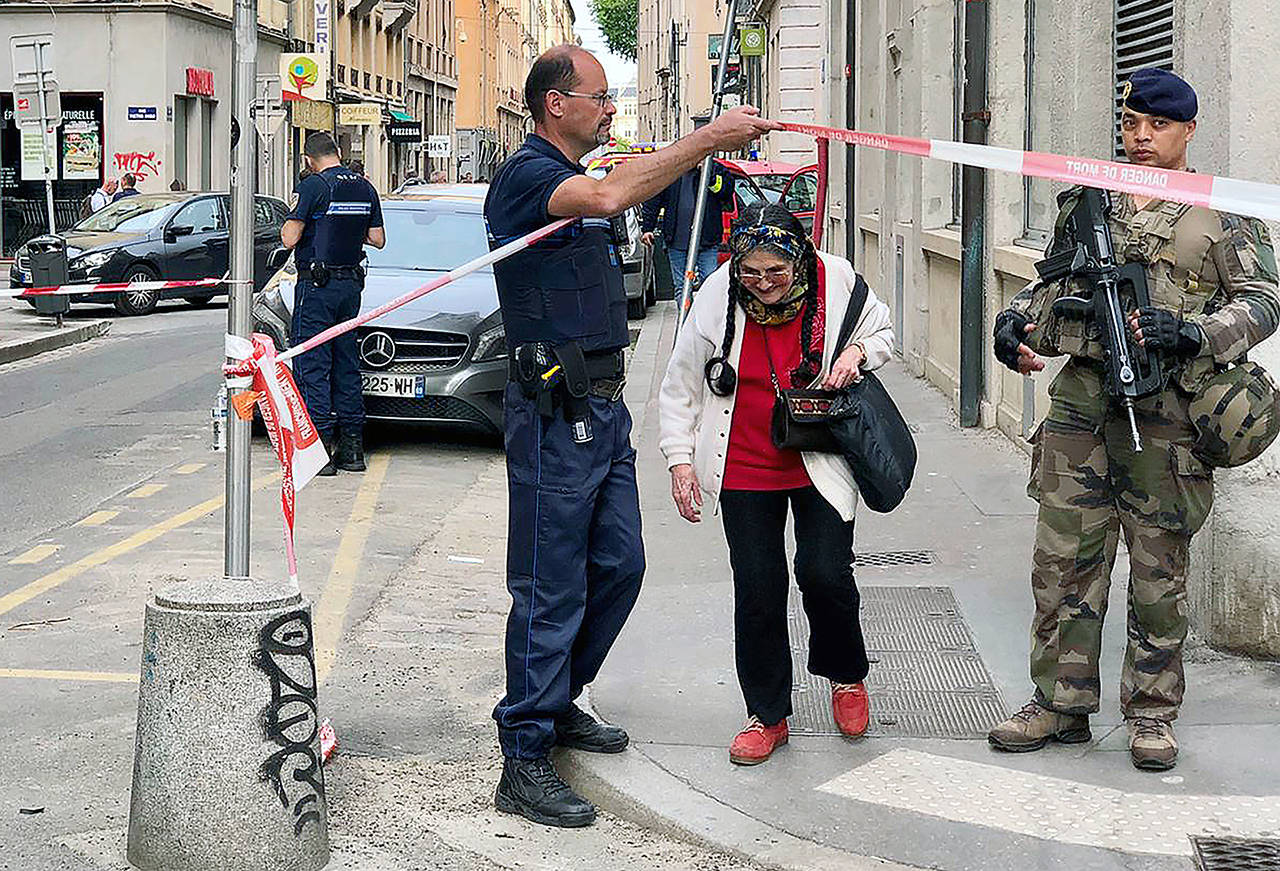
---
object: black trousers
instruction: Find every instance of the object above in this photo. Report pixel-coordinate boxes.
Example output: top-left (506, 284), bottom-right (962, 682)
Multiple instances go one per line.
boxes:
top-left (719, 486), bottom-right (870, 726)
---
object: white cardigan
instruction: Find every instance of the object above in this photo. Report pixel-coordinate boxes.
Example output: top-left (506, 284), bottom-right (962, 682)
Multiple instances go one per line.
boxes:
top-left (658, 251), bottom-right (895, 521)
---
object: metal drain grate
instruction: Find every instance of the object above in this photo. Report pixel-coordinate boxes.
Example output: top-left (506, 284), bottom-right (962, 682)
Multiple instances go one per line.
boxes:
top-left (787, 586), bottom-right (1007, 738)
top-left (1193, 836), bottom-right (1280, 871)
top-left (855, 550), bottom-right (936, 568)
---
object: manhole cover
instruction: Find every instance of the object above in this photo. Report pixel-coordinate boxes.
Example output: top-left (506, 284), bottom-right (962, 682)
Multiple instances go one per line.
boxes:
top-left (855, 550), bottom-right (936, 568)
top-left (1192, 836), bottom-right (1280, 871)
top-left (787, 586), bottom-right (1006, 738)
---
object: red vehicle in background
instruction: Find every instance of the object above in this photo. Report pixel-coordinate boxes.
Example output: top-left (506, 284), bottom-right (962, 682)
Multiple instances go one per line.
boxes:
top-left (717, 158), bottom-right (802, 202)
top-left (777, 163), bottom-right (820, 236)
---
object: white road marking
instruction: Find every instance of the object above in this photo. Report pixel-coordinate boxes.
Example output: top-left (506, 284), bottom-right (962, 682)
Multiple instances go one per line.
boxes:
top-left (816, 748), bottom-right (1280, 856)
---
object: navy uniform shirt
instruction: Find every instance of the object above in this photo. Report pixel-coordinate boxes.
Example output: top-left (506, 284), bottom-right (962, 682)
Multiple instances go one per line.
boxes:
top-left (484, 134), bottom-right (581, 248)
top-left (288, 165), bottom-right (384, 267)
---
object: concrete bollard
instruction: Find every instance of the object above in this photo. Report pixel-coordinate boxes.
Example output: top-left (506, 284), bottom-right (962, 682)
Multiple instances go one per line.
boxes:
top-left (126, 578), bottom-right (329, 871)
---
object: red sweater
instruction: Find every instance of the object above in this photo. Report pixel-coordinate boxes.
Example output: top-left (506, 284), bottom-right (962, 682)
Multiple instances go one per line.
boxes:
top-left (722, 281), bottom-right (826, 491)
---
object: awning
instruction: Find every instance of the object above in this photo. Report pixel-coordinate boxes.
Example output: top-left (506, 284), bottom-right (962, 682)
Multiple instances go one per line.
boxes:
top-left (388, 109), bottom-right (414, 122)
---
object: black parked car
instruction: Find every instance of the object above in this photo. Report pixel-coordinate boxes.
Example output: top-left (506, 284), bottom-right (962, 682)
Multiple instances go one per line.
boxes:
top-left (8, 192), bottom-right (288, 315)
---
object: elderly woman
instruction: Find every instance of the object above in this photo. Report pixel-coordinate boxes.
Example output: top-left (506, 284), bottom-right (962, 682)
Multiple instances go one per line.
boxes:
top-left (659, 203), bottom-right (894, 765)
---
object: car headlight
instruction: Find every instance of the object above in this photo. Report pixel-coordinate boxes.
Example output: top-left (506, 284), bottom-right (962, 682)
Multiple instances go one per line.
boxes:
top-left (74, 250), bottom-right (114, 270)
top-left (472, 322), bottom-right (507, 363)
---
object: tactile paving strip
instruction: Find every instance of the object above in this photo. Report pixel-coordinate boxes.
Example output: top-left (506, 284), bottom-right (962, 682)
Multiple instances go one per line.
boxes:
top-left (1192, 836), bottom-right (1280, 871)
top-left (788, 585), bottom-right (1007, 738)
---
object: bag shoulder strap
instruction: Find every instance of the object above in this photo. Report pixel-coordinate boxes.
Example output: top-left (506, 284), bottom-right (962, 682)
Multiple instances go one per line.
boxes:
top-left (834, 271), bottom-right (870, 353)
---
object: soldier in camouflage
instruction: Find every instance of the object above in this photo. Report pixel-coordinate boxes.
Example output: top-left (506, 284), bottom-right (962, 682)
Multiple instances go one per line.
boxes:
top-left (987, 68), bottom-right (1280, 771)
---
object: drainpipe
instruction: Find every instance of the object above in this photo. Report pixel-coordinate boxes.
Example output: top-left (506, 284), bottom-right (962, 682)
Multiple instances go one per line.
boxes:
top-left (843, 0), bottom-right (856, 264)
top-left (813, 136), bottom-right (829, 248)
top-left (959, 0), bottom-right (989, 428)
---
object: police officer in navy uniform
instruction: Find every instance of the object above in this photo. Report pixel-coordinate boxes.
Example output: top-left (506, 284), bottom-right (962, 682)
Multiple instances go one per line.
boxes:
top-left (485, 44), bottom-right (779, 828)
top-left (282, 132), bottom-right (385, 475)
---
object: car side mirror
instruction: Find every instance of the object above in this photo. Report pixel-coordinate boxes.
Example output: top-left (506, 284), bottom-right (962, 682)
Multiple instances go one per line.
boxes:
top-left (165, 224), bottom-right (195, 242)
top-left (266, 246), bottom-right (291, 271)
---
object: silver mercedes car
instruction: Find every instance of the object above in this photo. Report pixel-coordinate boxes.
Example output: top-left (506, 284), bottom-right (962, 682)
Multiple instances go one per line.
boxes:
top-left (252, 184), bottom-right (508, 434)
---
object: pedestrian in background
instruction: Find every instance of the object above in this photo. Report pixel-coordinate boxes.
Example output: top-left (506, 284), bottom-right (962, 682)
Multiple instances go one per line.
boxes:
top-left (281, 132), bottom-right (385, 476)
top-left (987, 69), bottom-right (1280, 771)
top-left (430, 169), bottom-right (448, 183)
top-left (641, 160), bottom-right (735, 292)
top-left (484, 43), bottom-right (779, 828)
top-left (659, 203), bottom-right (894, 766)
top-left (113, 173), bottom-right (139, 202)
top-left (86, 178), bottom-right (118, 215)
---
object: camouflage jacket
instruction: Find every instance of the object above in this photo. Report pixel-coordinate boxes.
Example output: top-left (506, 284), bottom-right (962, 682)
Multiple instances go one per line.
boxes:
top-left (1010, 188), bottom-right (1280, 393)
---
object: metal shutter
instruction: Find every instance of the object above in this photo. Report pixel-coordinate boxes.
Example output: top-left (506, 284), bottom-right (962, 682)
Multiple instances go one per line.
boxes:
top-left (1113, 0), bottom-right (1176, 156)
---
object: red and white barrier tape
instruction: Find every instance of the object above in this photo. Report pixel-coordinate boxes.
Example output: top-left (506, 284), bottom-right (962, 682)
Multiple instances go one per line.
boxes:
top-left (778, 122), bottom-right (1280, 225)
top-left (227, 216), bottom-right (574, 584)
top-left (7, 277), bottom-right (249, 299)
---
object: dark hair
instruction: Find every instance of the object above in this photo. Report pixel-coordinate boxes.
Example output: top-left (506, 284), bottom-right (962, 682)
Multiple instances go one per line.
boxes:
top-left (122, 173), bottom-right (136, 187)
top-left (705, 203), bottom-right (823, 396)
top-left (304, 132), bottom-right (339, 158)
top-left (349, 159), bottom-right (365, 175)
top-left (525, 46), bottom-right (579, 124)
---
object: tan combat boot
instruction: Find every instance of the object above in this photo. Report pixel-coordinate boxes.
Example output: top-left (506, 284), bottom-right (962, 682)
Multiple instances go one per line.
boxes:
top-left (988, 700), bottom-right (1092, 752)
top-left (1127, 717), bottom-right (1177, 771)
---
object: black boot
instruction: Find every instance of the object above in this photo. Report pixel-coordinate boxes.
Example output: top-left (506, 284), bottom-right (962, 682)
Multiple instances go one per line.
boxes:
top-left (317, 434), bottom-right (337, 477)
top-left (334, 427), bottom-right (366, 472)
top-left (494, 757), bottom-right (596, 828)
top-left (554, 703), bottom-right (629, 753)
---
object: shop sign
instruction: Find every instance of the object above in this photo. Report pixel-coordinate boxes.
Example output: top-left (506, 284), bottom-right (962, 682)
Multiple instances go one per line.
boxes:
top-left (338, 102), bottom-right (381, 126)
top-left (739, 25), bottom-right (767, 57)
top-left (186, 67), bottom-right (215, 97)
top-left (62, 120), bottom-right (100, 180)
top-left (314, 0), bottom-right (330, 56)
top-left (128, 106), bottom-right (158, 121)
top-left (282, 53), bottom-right (329, 102)
top-left (387, 120), bottom-right (422, 142)
top-left (427, 134), bottom-right (452, 158)
top-left (292, 98), bottom-right (334, 130)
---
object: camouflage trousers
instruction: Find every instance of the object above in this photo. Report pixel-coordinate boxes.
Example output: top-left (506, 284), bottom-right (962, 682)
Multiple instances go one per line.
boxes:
top-left (1026, 362), bottom-right (1214, 721)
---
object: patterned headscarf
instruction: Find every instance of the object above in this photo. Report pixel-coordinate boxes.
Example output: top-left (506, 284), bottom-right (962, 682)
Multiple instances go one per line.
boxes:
top-left (728, 223), bottom-right (809, 325)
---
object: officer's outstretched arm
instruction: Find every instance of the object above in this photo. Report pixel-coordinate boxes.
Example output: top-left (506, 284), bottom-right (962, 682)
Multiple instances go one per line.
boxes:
top-left (547, 107), bottom-right (782, 219)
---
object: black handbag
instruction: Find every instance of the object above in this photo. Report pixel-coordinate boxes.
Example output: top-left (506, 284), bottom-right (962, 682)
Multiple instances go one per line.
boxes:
top-left (763, 275), bottom-right (917, 511)
top-left (825, 275), bottom-right (917, 512)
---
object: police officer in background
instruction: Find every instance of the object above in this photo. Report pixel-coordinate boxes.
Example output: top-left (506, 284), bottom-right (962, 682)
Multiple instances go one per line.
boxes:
top-left (282, 132), bottom-right (386, 475)
top-left (988, 69), bottom-right (1280, 771)
top-left (484, 44), bottom-right (779, 828)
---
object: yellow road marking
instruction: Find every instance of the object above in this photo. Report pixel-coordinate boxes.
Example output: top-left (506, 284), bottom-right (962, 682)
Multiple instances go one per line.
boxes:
top-left (127, 483), bottom-right (167, 499)
top-left (75, 510), bottom-right (120, 528)
top-left (0, 668), bottom-right (135, 684)
top-left (0, 472), bottom-right (280, 618)
top-left (313, 453), bottom-right (391, 684)
top-left (174, 463), bottom-right (206, 475)
top-left (9, 544), bottom-right (59, 565)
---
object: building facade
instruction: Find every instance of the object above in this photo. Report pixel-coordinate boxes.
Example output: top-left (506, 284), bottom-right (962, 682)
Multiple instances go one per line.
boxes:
top-left (636, 0), bottom-right (724, 142)
top-left (0, 1), bottom-right (289, 258)
top-left (743, 0), bottom-right (821, 165)
top-left (404, 0), bottom-right (460, 183)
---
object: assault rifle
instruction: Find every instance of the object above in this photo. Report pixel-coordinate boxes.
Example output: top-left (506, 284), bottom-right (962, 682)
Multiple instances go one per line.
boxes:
top-left (1034, 186), bottom-right (1162, 452)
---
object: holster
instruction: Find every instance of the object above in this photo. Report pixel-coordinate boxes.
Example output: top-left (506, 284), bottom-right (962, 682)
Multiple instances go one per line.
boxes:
top-left (308, 261), bottom-right (330, 288)
top-left (551, 343), bottom-right (591, 434)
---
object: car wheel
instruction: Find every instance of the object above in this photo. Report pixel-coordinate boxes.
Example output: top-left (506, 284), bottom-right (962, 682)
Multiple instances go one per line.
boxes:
top-left (184, 294), bottom-right (215, 307)
top-left (114, 266), bottom-right (161, 316)
top-left (627, 294), bottom-right (646, 320)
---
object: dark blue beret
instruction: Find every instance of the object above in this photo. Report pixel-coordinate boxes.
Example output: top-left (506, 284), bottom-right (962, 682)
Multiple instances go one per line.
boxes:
top-left (1123, 68), bottom-right (1198, 122)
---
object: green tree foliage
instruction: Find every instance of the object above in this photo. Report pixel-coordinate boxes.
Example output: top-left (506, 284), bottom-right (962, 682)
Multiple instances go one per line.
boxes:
top-left (590, 0), bottom-right (638, 62)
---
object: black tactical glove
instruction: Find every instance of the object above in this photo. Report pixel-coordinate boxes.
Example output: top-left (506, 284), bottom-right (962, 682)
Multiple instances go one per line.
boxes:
top-left (993, 309), bottom-right (1032, 372)
top-left (1135, 307), bottom-right (1203, 358)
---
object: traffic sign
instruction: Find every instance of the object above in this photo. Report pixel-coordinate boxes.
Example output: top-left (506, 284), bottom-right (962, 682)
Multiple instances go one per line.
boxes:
top-left (10, 33), bottom-right (60, 127)
top-left (253, 74), bottom-right (287, 139)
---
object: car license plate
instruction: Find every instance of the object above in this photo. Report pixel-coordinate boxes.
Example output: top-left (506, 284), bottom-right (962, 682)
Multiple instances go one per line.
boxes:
top-left (361, 372), bottom-right (426, 398)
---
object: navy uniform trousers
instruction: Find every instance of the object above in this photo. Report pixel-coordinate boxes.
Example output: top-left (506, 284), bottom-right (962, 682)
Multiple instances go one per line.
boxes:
top-left (291, 277), bottom-right (365, 439)
top-left (495, 382), bottom-right (646, 760)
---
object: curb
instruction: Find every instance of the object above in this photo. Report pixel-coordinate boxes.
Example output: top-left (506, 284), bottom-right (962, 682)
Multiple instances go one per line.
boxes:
top-left (0, 318), bottom-right (110, 365)
top-left (564, 315), bottom-right (925, 871)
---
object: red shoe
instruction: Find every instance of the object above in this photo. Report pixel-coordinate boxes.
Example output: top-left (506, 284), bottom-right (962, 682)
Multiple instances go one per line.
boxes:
top-left (728, 717), bottom-right (789, 765)
top-left (832, 682), bottom-right (870, 738)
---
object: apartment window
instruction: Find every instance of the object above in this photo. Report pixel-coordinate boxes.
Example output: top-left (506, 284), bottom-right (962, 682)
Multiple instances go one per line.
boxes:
top-left (336, 63), bottom-right (346, 84)
top-left (397, 81), bottom-right (402, 97)
top-left (950, 0), bottom-right (963, 226)
top-left (417, 42), bottom-right (423, 65)
top-left (1022, 0), bottom-right (1054, 244)
top-left (376, 74), bottom-right (383, 92)
top-left (1114, 0), bottom-right (1175, 156)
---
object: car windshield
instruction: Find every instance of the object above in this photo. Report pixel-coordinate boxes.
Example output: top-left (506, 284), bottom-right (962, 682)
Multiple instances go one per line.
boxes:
top-left (735, 179), bottom-right (766, 210)
top-left (75, 196), bottom-right (178, 234)
top-left (754, 174), bottom-right (793, 194)
top-left (366, 206), bottom-right (490, 271)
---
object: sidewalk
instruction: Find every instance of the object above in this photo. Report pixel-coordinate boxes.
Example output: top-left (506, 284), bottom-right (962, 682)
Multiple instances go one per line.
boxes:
top-left (0, 295), bottom-right (111, 365)
top-left (572, 301), bottom-right (1280, 871)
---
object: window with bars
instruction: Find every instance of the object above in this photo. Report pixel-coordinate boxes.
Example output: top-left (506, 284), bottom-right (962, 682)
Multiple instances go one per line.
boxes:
top-left (1113, 0), bottom-right (1175, 156)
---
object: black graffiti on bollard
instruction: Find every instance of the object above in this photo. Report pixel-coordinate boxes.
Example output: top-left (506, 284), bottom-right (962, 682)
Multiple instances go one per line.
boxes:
top-left (254, 610), bottom-right (325, 837)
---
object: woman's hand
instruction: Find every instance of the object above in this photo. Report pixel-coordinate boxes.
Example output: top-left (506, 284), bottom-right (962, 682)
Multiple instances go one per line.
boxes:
top-left (822, 342), bottom-right (866, 390)
top-left (670, 463), bottom-right (703, 523)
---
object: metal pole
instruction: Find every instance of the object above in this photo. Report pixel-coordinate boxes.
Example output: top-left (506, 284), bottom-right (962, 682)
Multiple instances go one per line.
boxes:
top-left (674, 0), bottom-right (739, 337)
top-left (959, 0), bottom-right (988, 428)
top-left (844, 0), bottom-right (856, 265)
top-left (812, 136), bottom-right (829, 248)
top-left (225, 0), bottom-right (258, 579)
top-left (35, 42), bottom-right (56, 235)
